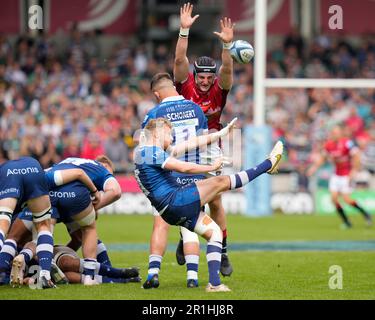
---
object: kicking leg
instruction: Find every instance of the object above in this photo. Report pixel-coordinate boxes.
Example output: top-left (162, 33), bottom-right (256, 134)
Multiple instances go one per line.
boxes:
top-left (196, 141), bottom-right (283, 207)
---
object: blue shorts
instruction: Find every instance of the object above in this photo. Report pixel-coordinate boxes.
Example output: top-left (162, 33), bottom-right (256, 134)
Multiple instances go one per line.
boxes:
top-left (49, 181), bottom-right (92, 223)
top-left (161, 182), bottom-right (202, 231)
top-left (0, 157), bottom-right (49, 204)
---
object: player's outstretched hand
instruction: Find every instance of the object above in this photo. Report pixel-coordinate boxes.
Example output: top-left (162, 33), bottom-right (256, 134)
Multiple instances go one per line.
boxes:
top-left (180, 2), bottom-right (199, 29)
top-left (213, 17), bottom-right (235, 44)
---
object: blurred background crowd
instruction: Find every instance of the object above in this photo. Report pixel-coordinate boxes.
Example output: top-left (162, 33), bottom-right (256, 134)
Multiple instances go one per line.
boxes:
top-left (0, 27), bottom-right (374, 179)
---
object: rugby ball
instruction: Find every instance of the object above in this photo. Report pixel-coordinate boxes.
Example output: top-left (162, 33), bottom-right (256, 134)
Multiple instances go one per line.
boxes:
top-left (230, 40), bottom-right (254, 64)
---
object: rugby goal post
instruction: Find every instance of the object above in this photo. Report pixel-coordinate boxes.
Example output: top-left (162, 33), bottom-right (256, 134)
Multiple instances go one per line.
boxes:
top-left (244, 0), bottom-right (375, 217)
top-left (254, 0), bottom-right (375, 126)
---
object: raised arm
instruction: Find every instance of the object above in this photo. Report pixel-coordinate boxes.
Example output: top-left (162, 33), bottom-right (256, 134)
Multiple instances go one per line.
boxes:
top-left (174, 2), bottom-right (199, 83)
top-left (169, 118), bottom-right (237, 158)
top-left (214, 17), bottom-right (235, 90)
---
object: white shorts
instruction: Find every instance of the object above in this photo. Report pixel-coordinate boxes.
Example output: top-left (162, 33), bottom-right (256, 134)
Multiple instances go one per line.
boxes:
top-left (329, 174), bottom-right (352, 194)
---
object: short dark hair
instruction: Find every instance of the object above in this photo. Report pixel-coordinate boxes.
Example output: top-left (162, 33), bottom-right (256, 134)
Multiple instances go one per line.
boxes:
top-left (150, 72), bottom-right (173, 91)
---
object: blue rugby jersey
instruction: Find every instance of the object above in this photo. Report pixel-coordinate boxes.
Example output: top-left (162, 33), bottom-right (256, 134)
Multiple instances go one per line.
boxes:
top-left (141, 95), bottom-right (208, 167)
top-left (45, 157), bottom-right (115, 191)
top-left (134, 145), bottom-right (178, 212)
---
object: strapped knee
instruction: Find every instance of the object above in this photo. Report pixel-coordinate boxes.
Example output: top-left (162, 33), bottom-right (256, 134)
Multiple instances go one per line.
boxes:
top-left (32, 207), bottom-right (52, 223)
top-left (74, 209), bottom-right (96, 227)
top-left (194, 215), bottom-right (222, 243)
top-left (181, 227), bottom-right (199, 244)
top-left (0, 207), bottom-right (13, 224)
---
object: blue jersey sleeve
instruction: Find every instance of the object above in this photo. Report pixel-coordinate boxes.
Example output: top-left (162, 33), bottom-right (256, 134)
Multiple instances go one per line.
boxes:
top-left (137, 146), bottom-right (169, 168)
top-left (44, 170), bottom-right (54, 189)
top-left (152, 147), bottom-right (170, 168)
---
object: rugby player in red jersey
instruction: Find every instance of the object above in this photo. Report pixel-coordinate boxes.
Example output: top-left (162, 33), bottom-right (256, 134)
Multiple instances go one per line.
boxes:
top-left (173, 3), bottom-right (235, 276)
top-left (307, 126), bottom-right (372, 228)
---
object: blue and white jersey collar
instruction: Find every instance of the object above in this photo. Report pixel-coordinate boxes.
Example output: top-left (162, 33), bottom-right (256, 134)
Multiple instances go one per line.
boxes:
top-left (161, 95), bottom-right (185, 103)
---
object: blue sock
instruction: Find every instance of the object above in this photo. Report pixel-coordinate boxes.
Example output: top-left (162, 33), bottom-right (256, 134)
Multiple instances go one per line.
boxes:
top-left (36, 231), bottom-right (54, 273)
top-left (20, 248), bottom-right (33, 265)
top-left (0, 239), bottom-right (17, 271)
top-left (83, 258), bottom-right (97, 278)
top-left (99, 263), bottom-right (125, 278)
top-left (229, 159), bottom-right (271, 189)
top-left (97, 240), bottom-right (112, 266)
top-left (147, 254), bottom-right (162, 279)
top-left (186, 255), bottom-right (199, 281)
top-left (0, 230), bottom-right (5, 251)
top-left (101, 276), bottom-right (131, 283)
top-left (206, 241), bottom-right (222, 286)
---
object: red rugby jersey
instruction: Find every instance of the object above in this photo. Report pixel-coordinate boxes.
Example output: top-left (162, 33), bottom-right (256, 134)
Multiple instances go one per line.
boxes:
top-left (176, 73), bottom-right (229, 131)
top-left (324, 138), bottom-right (357, 176)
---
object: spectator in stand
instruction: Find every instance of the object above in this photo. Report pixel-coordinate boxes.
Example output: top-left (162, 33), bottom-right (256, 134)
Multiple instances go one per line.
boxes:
top-left (62, 135), bottom-right (81, 159)
top-left (80, 132), bottom-right (105, 160)
top-left (0, 28), bottom-right (372, 178)
top-left (104, 128), bottom-right (129, 173)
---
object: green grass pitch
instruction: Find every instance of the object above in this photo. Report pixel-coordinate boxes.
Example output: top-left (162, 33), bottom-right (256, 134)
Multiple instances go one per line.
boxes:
top-left (0, 214), bottom-right (374, 300)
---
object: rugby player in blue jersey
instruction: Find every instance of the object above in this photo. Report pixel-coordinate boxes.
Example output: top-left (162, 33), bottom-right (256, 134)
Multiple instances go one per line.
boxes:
top-left (134, 118), bottom-right (283, 292)
top-left (0, 156), bottom-right (121, 286)
top-left (0, 157), bottom-right (57, 288)
top-left (0, 163), bottom-right (100, 287)
top-left (45, 155), bottom-right (121, 211)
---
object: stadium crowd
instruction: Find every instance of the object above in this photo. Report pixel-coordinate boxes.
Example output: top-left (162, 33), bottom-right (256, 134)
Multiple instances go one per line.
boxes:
top-left (0, 29), bottom-right (374, 176)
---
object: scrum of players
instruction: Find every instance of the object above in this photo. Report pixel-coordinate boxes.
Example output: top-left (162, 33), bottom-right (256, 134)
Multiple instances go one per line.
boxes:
top-left (0, 155), bottom-right (141, 288)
